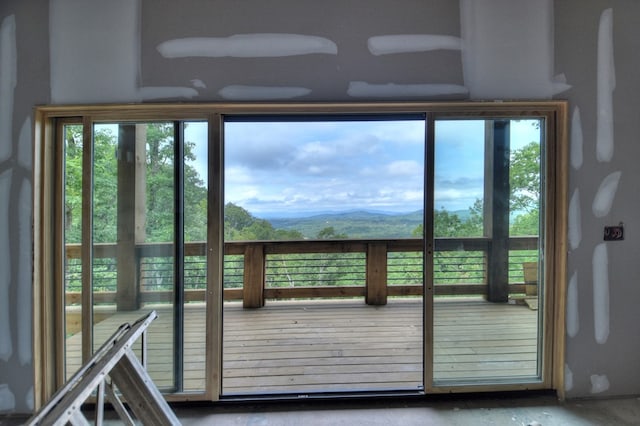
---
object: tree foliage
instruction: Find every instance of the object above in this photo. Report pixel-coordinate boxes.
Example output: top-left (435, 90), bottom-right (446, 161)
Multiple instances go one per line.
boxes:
top-left (64, 123), bottom-right (208, 244)
top-left (224, 202), bottom-right (303, 241)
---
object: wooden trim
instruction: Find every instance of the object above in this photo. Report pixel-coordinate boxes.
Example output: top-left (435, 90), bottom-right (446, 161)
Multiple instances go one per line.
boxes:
top-left (550, 104), bottom-right (569, 400)
top-left (34, 101), bottom-right (569, 121)
top-left (32, 109), bottom-right (52, 408)
top-left (53, 121), bottom-right (67, 389)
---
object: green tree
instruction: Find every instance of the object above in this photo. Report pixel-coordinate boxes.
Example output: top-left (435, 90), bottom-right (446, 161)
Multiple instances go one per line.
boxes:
top-left (509, 142), bottom-right (541, 236)
top-left (510, 142), bottom-right (540, 214)
top-left (64, 125), bottom-right (84, 243)
top-left (64, 123), bottom-right (209, 244)
top-left (224, 202), bottom-right (303, 241)
top-left (145, 123), bottom-right (176, 242)
top-left (317, 226), bottom-right (347, 239)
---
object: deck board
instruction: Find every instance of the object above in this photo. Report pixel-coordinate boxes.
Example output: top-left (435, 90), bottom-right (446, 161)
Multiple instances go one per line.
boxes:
top-left (65, 298), bottom-right (539, 395)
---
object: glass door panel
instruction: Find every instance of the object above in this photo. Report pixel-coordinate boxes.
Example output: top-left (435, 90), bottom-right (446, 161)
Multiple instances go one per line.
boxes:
top-left (91, 122), bottom-right (176, 390)
top-left (183, 121), bottom-right (208, 392)
top-left (432, 118), bottom-right (543, 384)
top-left (62, 120), bottom-right (208, 393)
top-left (222, 117), bottom-right (425, 395)
top-left (62, 123), bottom-right (83, 380)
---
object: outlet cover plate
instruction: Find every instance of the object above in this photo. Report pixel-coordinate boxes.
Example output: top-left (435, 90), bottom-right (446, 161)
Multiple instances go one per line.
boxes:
top-left (604, 225), bottom-right (624, 241)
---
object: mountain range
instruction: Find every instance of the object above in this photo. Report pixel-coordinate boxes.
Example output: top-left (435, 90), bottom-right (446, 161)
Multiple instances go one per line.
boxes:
top-left (266, 209), bottom-right (470, 239)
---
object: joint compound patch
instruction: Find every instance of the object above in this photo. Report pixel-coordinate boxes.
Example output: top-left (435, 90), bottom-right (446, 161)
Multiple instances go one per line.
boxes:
top-left (590, 374), bottom-right (610, 394)
top-left (0, 384), bottom-right (15, 412)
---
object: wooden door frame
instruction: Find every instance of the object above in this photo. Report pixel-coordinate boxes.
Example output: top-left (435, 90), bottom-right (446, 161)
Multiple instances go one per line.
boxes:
top-left (32, 101), bottom-right (567, 407)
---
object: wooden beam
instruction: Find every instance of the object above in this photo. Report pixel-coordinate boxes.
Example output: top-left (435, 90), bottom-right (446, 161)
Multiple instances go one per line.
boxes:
top-left (243, 244), bottom-right (265, 308)
top-left (116, 124), bottom-right (140, 311)
top-left (366, 243), bottom-right (388, 305)
top-left (486, 120), bottom-right (511, 303)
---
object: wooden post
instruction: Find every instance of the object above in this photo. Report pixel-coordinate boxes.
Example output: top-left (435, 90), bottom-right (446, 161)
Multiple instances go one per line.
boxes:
top-left (116, 124), bottom-right (140, 311)
top-left (366, 242), bottom-right (387, 305)
top-left (486, 120), bottom-right (510, 303)
top-left (243, 244), bottom-right (265, 308)
top-left (523, 261), bottom-right (538, 296)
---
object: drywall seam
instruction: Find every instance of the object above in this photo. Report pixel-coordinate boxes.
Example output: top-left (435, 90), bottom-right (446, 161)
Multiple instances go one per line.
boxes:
top-left (592, 243), bottom-right (609, 344)
top-left (157, 34), bottom-right (338, 58)
top-left (0, 170), bottom-right (13, 362)
top-left (570, 106), bottom-right (583, 170)
top-left (566, 271), bottom-right (579, 338)
top-left (347, 81), bottom-right (468, 98)
top-left (219, 85), bottom-right (311, 101)
top-left (596, 8), bottom-right (615, 162)
top-left (459, 0), bottom-right (570, 99)
top-left (50, 0), bottom-right (195, 103)
top-left (568, 189), bottom-right (581, 250)
top-left (0, 15), bottom-right (16, 163)
top-left (50, 0), bottom-right (139, 102)
top-left (592, 171), bottom-right (621, 218)
top-left (368, 34), bottom-right (461, 55)
top-left (17, 178), bottom-right (32, 366)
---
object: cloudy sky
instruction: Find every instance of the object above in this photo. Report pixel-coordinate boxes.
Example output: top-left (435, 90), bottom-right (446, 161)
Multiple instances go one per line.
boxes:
top-left (186, 118), bottom-right (540, 218)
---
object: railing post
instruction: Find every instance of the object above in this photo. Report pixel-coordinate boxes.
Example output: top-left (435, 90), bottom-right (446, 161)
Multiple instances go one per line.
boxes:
top-left (366, 242), bottom-right (387, 305)
top-left (243, 243), bottom-right (265, 308)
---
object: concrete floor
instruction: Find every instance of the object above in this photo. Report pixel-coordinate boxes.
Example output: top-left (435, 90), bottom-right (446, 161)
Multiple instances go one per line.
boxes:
top-left (6, 393), bottom-right (640, 425)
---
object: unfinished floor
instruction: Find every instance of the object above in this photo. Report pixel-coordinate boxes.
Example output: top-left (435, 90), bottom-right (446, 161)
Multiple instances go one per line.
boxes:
top-left (168, 395), bottom-right (640, 425)
top-left (4, 394), bottom-right (640, 425)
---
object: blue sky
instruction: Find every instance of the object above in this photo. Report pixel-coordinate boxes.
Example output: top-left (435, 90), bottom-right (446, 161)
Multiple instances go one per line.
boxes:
top-left (186, 118), bottom-right (540, 218)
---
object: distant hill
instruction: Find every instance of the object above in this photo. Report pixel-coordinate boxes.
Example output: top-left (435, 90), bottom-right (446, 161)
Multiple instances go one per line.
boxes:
top-left (267, 209), bottom-right (475, 239)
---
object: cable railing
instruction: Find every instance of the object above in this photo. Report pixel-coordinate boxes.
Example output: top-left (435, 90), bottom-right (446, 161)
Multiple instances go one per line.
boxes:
top-left (64, 237), bottom-right (538, 308)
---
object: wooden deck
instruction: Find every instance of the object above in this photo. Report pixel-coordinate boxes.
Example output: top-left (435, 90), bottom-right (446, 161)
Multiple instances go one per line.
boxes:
top-left (65, 298), bottom-right (539, 396)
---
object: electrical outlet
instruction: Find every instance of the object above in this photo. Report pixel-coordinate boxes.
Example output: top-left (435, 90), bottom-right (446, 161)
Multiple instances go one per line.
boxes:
top-left (604, 225), bottom-right (624, 241)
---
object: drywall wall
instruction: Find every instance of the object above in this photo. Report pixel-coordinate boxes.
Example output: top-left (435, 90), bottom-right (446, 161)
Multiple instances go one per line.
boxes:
top-left (556, 0), bottom-right (640, 397)
top-left (0, 0), bottom-right (48, 414)
top-left (2, 0), bottom-right (640, 413)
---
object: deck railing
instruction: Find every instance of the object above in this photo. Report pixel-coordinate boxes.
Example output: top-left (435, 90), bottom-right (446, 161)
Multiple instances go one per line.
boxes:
top-left (64, 237), bottom-right (538, 309)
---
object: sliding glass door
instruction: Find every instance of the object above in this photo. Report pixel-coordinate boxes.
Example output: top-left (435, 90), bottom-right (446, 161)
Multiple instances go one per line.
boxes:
top-left (62, 120), bottom-right (209, 393)
top-left (431, 118), bottom-right (544, 386)
top-left (38, 102), bottom-right (565, 405)
top-left (221, 116), bottom-right (426, 395)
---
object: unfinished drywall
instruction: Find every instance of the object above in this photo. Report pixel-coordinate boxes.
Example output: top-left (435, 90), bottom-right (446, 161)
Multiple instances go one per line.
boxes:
top-left (0, 0), bottom-right (48, 414)
top-left (557, 0), bottom-right (640, 398)
top-left (3, 0), bottom-right (640, 413)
